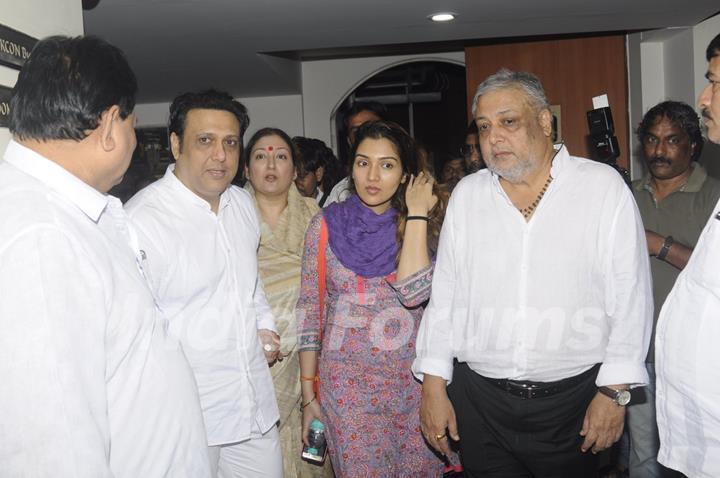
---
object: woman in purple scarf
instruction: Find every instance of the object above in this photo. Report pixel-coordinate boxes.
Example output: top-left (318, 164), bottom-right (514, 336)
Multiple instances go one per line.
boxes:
top-left (297, 121), bottom-right (447, 477)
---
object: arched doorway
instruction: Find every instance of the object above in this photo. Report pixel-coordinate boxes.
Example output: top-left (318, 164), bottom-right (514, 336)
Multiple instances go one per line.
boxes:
top-left (332, 60), bottom-right (467, 177)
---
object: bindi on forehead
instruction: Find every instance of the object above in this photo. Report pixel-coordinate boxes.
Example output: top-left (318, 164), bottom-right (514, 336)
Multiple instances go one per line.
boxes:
top-left (255, 145), bottom-right (289, 154)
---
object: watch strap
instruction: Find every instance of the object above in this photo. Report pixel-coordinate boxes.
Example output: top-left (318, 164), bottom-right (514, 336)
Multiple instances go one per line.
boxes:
top-left (598, 386), bottom-right (617, 401)
top-left (657, 235), bottom-right (674, 261)
top-left (598, 386), bottom-right (630, 405)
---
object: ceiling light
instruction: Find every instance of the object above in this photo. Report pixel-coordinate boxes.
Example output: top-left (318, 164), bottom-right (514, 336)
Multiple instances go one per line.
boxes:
top-left (429, 12), bottom-right (456, 22)
top-left (82, 0), bottom-right (101, 9)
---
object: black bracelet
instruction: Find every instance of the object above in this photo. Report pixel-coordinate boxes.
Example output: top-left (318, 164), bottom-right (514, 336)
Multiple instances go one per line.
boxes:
top-left (657, 235), bottom-right (674, 261)
top-left (406, 216), bottom-right (429, 221)
top-left (300, 396), bottom-right (316, 411)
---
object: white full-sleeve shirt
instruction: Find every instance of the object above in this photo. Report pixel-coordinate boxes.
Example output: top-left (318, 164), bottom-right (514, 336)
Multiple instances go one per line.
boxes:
top-left (0, 141), bottom-right (210, 478)
top-left (323, 176), bottom-right (351, 206)
top-left (412, 145), bottom-right (652, 387)
top-left (125, 165), bottom-right (279, 446)
top-left (655, 196), bottom-right (720, 477)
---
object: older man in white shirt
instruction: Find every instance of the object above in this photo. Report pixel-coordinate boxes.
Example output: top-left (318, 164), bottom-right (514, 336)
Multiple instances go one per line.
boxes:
top-left (413, 69), bottom-right (652, 477)
top-left (125, 89), bottom-right (282, 477)
top-left (655, 32), bottom-right (720, 478)
top-left (0, 36), bottom-right (210, 478)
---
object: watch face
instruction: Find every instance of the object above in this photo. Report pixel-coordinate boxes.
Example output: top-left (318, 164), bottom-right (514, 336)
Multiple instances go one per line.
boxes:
top-left (617, 390), bottom-right (631, 406)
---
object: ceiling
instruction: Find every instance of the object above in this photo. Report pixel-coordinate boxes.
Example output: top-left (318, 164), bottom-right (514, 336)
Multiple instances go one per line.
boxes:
top-left (83, 0), bottom-right (720, 103)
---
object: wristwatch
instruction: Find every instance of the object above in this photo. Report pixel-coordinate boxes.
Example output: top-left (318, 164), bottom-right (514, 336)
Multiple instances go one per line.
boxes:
top-left (598, 386), bottom-right (631, 406)
top-left (657, 235), bottom-right (674, 261)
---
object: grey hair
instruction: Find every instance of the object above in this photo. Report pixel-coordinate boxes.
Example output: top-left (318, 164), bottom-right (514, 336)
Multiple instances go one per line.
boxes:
top-left (471, 68), bottom-right (550, 116)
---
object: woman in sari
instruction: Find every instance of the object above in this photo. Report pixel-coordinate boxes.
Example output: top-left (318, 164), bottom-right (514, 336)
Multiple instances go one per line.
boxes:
top-left (297, 121), bottom-right (447, 477)
top-left (244, 127), bottom-right (333, 478)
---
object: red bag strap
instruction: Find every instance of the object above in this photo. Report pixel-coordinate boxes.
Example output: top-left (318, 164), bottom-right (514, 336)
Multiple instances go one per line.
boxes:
top-left (314, 217), bottom-right (328, 401)
top-left (318, 216), bottom-right (328, 339)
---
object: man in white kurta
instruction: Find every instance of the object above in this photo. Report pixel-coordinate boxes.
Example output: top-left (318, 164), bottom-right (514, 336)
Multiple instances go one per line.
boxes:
top-left (0, 36), bottom-right (210, 478)
top-left (125, 90), bottom-right (282, 477)
top-left (413, 69), bottom-right (652, 477)
top-left (655, 32), bottom-right (720, 477)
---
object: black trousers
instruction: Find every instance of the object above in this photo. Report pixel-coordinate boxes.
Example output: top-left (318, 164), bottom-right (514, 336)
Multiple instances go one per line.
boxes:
top-left (448, 363), bottom-right (599, 478)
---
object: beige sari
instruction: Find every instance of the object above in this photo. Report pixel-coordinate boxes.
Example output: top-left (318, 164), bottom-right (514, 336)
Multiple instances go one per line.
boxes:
top-left (246, 183), bottom-right (332, 478)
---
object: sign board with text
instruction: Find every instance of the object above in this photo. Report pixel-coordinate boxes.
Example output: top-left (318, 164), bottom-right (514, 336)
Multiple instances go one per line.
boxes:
top-left (0, 24), bottom-right (36, 69)
top-left (0, 85), bottom-right (11, 127)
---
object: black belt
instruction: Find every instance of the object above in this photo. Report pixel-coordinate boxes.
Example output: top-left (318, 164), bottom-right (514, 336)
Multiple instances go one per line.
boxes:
top-left (480, 364), bottom-right (600, 399)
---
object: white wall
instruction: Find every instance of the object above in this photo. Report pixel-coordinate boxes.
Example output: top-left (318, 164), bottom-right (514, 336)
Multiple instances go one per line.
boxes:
top-left (136, 94), bottom-right (304, 140)
top-left (136, 50), bottom-right (465, 153)
top-left (0, 0), bottom-right (83, 149)
top-left (243, 94), bottom-right (303, 138)
top-left (134, 102), bottom-right (172, 127)
top-left (664, 29), bottom-right (695, 107)
top-left (639, 41), bottom-right (665, 111)
top-left (301, 51), bottom-right (465, 149)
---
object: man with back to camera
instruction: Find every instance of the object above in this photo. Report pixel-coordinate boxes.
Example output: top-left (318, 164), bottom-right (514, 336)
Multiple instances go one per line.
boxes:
top-left (628, 100), bottom-right (720, 477)
top-left (125, 89), bottom-right (283, 478)
top-left (0, 36), bottom-right (210, 477)
top-left (413, 68), bottom-right (652, 477)
top-left (655, 32), bottom-right (720, 477)
top-left (323, 100), bottom-right (386, 205)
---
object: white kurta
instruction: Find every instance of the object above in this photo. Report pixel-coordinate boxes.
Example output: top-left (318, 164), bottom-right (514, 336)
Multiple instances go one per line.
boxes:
top-left (323, 176), bottom-right (351, 206)
top-left (0, 141), bottom-right (210, 478)
top-left (125, 166), bottom-right (279, 446)
top-left (413, 146), bottom-right (652, 387)
top-left (656, 196), bottom-right (720, 477)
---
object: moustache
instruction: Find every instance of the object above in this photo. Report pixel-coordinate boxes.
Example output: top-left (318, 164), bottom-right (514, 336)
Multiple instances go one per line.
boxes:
top-left (648, 156), bottom-right (672, 166)
top-left (648, 156), bottom-right (671, 166)
top-left (702, 108), bottom-right (713, 121)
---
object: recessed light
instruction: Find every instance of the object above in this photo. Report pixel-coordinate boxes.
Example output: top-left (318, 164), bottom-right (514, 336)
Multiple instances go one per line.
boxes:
top-left (429, 12), bottom-right (456, 22)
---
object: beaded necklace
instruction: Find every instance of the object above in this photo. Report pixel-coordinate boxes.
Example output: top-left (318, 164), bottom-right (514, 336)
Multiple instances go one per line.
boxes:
top-left (518, 173), bottom-right (553, 220)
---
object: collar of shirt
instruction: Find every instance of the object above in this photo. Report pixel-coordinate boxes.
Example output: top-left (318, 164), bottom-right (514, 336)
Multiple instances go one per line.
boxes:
top-left (635, 162), bottom-right (708, 196)
top-left (3, 140), bottom-right (108, 222)
top-left (163, 163), bottom-right (232, 213)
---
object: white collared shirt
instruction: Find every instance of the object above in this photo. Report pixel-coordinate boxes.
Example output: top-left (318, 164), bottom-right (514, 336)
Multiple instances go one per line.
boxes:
top-left (413, 145), bottom-right (652, 386)
top-left (125, 165), bottom-right (279, 446)
top-left (655, 197), bottom-right (720, 477)
top-left (323, 176), bottom-right (351, 206)
top-left (0, 141), bottom-right (210, 477)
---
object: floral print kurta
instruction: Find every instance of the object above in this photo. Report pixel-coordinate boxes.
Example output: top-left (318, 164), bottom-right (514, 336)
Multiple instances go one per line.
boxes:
top-left (297, 214), bottom-right (443, 477)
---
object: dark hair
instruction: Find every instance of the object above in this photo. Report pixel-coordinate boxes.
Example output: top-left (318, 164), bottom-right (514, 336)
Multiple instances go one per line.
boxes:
top-left (343, 101), bottom-right (387, 130)
top-left (465, 120), bottom-right (478, 136)
top-left (707, 33), bottom-right (720, 61)
top-left (637, 101), bottom-right (704, 161)
top-left (348, 121), bottom-right (447, 254)
top-left (243, 127), bottom-right (297, 168)
top-left (10, 35), bottom-right (137, 141)
top-left (168, 89), bottom-right (249, 147)
top-left (292, 136), bottom-right (341, 193)
top-left (292, 137), bottom-right (329, 174)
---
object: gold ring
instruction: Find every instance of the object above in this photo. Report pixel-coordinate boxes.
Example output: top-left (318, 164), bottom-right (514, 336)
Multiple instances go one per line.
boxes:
top-left (435, 433), bottom-right (447, 440)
